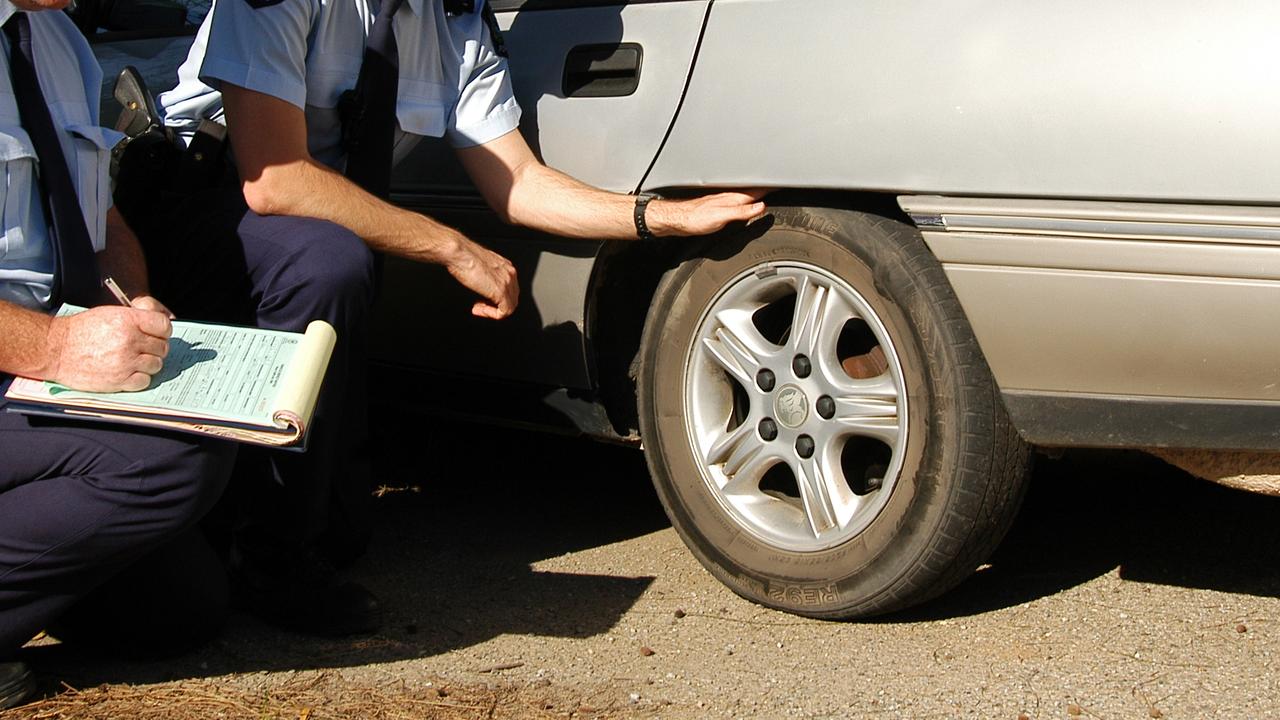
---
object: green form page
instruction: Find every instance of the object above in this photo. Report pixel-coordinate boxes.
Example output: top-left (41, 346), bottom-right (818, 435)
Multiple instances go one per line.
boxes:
top-left (46, 308), bottom-right (303, 426)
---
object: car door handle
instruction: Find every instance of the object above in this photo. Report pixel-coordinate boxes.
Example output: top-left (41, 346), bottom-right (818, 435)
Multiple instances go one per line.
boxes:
top-left (562, 43), bottom-right (643, 98)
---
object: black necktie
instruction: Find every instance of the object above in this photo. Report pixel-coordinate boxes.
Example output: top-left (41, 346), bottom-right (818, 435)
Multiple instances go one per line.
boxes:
top-left (343, 0), bottom-right (405, 199)
top-left (4, 13), bottom-right (100, 307)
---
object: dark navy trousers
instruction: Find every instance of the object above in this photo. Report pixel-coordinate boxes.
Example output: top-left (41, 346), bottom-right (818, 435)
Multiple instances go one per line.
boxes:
top-left (0, 408), bottom-right (236, 656)
top-left (122, 185), bottom-right (377, 568)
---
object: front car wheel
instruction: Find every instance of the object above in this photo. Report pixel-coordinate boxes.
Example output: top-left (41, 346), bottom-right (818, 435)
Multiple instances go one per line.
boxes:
top-left (637, 207), bottom-right (1030, 618)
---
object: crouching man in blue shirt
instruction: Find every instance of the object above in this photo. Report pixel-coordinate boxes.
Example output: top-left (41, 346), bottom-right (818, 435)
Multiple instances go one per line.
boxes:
top-left (117, 0), bottom-right (768, 638)
top-left (0, 0), bottom-right (235, 708)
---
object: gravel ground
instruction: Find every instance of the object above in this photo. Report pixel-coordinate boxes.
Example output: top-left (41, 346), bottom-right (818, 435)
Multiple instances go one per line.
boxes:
top-left (5, 420), bottom-right (1279, 719)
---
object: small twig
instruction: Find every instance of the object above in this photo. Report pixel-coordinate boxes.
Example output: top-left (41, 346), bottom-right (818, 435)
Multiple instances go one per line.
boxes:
top-left (654, 610), bottom-right (811, 627)
top-left (1100, 645), bottom-right (1216, 670)
top-left (1067, 696), bottom-right (1107, 720)
top-left (416, 700), bottom-right (491, 710)
top-left (475, 662), bottom-right (524, 673)
top-left (1202, 617), bottom-right (1268, 630)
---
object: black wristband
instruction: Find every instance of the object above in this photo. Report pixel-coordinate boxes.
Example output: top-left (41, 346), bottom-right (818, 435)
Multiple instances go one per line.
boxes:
top-left (634, 192), bottom-right (657, 241)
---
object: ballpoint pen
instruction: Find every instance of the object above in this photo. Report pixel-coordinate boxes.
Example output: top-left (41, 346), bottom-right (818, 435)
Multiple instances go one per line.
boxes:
top-left (103, 277), bottom-right (133, 307)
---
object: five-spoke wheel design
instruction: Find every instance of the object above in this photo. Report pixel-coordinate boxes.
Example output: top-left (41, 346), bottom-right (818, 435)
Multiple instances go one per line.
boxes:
top-left (639, 208), bottom-right (1029, 618)
top-left (685, 262), bottom-right (908, 552)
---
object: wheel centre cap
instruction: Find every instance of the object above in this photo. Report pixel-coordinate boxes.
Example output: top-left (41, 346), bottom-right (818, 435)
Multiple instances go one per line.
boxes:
top-left (774, 385), bottom-right (810, 428)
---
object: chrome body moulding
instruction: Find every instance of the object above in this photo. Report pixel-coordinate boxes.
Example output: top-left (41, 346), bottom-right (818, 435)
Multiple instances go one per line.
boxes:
top-left (898, 195), bottom-right (1280, 446)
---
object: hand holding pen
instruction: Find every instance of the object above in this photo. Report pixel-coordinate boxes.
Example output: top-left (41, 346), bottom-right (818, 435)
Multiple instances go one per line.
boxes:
top-left (37, 279), bottom-right (175, 393)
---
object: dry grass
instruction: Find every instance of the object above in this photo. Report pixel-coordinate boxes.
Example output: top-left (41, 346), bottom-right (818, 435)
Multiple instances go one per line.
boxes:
top-left (0, 671), bottom-right (635, 720)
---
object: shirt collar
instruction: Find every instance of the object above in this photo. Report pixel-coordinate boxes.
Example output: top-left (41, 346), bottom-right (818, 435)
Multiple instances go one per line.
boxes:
top-left (405, 0), bottom-right (423, 19)
top-left (0, 1), bottom-right (18, 30)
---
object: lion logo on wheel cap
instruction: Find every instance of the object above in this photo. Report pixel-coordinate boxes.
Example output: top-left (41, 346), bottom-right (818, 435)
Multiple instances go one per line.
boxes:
top-left (775, 385), bottom-right (809, 428)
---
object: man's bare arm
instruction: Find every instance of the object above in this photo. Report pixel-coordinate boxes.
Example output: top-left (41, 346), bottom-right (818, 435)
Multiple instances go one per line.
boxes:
top-left (221, 84), bottom-right (518, 319)
top-left (0, 301), bottom-right (59, 380)
top-left (0, 300), bottom-right (171, 392)
top-left (457, 130), bottom-right (767, 240)
top-left (98, 207), bottom-right (149, 297)
top-left (96, 207), bottom-right (172, 316)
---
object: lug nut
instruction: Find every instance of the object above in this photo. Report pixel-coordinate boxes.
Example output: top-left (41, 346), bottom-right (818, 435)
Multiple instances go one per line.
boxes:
top-left (756, 369), bottom-right (776, 392)
top-left (816, 395), bottom-right (835, 419)
top-left (792, 355), bottom-right (812, 378)
top-left (795, 434), bottom-right (815, 459)
top-left (759, 418), bottom-right (779, 441)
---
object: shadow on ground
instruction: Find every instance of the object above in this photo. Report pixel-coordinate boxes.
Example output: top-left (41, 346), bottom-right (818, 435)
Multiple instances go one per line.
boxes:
top-left (899, 449), bottom-right (1280, 622)
top-left (24, 417), bottom-right (668, 687)
top-left (24, 429), bottom-right (1280, 686)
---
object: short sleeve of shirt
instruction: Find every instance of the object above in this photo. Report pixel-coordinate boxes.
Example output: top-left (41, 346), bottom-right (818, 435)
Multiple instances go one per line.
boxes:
top-left (446, 5), bottom-right (521, 148)
top-left (198, 0), bottom-right (315, 110)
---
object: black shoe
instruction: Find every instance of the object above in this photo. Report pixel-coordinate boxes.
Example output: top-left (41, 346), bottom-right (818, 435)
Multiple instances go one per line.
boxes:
top-left (0, 662), bottom-right (35, 710)
top-left (230, 547), bottom-right (381, 636)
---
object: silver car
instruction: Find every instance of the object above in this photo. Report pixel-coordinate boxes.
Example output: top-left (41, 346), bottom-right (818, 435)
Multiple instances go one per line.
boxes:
top-left (90, 0), bottom-right (1280, 619)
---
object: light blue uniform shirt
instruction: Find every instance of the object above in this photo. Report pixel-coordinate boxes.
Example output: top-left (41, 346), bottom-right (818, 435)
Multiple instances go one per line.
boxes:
top-left (0, 0), bottom-right (120, 311)
top-left (160, 0), bottom-right (522, 171)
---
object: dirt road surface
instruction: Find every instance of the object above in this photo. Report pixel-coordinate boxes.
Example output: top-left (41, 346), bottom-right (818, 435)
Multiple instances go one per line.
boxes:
top-left (5, 419), bottom-right (1279, 719)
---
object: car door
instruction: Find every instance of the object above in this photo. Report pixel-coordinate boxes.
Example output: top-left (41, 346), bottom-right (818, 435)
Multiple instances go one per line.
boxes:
top-left (371, 0), bottom-right (713, 390)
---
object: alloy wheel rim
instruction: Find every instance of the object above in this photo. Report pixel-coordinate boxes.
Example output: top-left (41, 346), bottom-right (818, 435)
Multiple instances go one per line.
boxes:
top-left (683, 262), bottom-right (909, 552)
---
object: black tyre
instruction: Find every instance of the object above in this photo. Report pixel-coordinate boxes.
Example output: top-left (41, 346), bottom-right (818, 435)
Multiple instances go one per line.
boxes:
top-left (636, 206), bottom-right (1029, 618)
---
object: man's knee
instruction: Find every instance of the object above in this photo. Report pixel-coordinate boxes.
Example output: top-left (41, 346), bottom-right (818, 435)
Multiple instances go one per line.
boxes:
top-left (172, 439), bottom-right (237, 531)
top-left (253, 216), bottom-right (376, 314)
top-left (0, 429), bottom-right (234, 587)
top-left (299, 223), bottom-right (376, 303)
top-left (135, 436), bottom-right (237, 538)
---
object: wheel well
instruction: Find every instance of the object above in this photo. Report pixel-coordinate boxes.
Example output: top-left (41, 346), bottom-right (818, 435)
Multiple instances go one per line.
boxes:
top-left (587, 189), bottom-right (915, 438)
